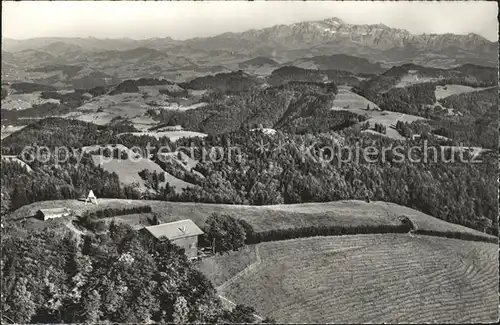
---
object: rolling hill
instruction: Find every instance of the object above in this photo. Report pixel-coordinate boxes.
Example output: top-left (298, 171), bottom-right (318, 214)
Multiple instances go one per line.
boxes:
top-left (7, 199), bottom-right (496, 241)
top-left (288, 54), bottom-right (385, 75)
top-left (210, 234), bottom-right (498, 323)
top-left (2, 17), bottom-right (496, 91)
top-left (81, 144), bottom-right (194, 194)
top-left (234, 57), bottom-right (280, 75)
top-left (2, 10), bottom-right (498, 325)
top-left (179, 70), bottom-right (265, 93)
top-left (331, 86), bottom-right (425, 140)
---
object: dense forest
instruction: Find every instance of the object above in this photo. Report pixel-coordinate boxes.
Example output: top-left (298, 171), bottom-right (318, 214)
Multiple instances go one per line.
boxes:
top-left (353, 64), bottom-right (497, 111)
top-left (379, 63), bottom-right (497, 88)
top-left (1, 222), bottom-right (272, 323)
top-left (1, 118), bottom-right (137, 155)
top-left (351, 65), bottom-right (498, 149)
top-left (165, 129), bottom-right (498, 235)
top-left (2, 42), bottom-right (498, 325)
top-left (179, 70), bottom-right (264, 93)
top-left (377, 83), bottom-right (437, 116)
top-left (2, 85), bottom-right (111, 123)
top-left (266, 66), bottom-right (361, 87)
top-left (9, 82), bottom-right (57, 94)
top-left (431, 88), bottom-right (498, 149)
top-left (107, 77), bottom-right (174, 96)
top-left (0, 155), bottom-right (124, 212)
top-left (27, 65), bottom-right (84, 78)
top-left (150, 81), bottom-right (356, 135)
top-left (1, 114), bottom-right (497, 235)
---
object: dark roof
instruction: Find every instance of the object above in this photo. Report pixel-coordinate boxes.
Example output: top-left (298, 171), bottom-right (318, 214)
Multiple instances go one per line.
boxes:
top-left (143, 219), bottom-right (204, 240)
top-left (37, 207), bottom-right (69, 216)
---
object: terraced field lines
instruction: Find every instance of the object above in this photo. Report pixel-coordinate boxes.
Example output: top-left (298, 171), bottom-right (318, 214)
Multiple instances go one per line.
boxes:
top-left (221, 235), bottom-right (498, 323)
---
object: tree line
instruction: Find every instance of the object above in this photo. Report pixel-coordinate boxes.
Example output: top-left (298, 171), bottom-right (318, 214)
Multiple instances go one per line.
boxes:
top-left (84, 206), bottom-right (152, 219)
top-left (160, 129), bottom-right (498, 236)
top-left (202, 213), bottom-right (495, 257)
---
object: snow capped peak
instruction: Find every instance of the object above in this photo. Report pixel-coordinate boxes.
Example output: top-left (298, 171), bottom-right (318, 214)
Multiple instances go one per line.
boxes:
top-left (323, 17), bottom-right (345, 26)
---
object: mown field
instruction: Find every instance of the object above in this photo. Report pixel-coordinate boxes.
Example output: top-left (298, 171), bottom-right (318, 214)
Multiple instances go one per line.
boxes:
top-left (121, 130), bottom-right (208, 141)
top-left (331, 86), bottom-right (424, 140)
top-left (331, 86), bottom-right (380, 111)
top-left (90, 155), bottom-right (192, 193)
top-left (1, 125), bottom-right (26, 140)
top-left (8, 199), bottom-right (495, 241)
top-left (210, 234), bottom-right (498, 323)
top-left (197, 245), bottom-right (258, 287)
top-left (434, 84), bottom-right (494, 100)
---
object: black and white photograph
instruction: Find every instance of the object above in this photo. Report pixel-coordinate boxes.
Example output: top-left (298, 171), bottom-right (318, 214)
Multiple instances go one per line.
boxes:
top-left (1, 0), bottom-right (498, 323)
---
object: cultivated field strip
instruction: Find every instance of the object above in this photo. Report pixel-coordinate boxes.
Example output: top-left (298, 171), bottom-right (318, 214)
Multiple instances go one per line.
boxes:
top-left (197, 245), bottom-right (258, 287)
top-left (219, 234), bottom-right (498, 323)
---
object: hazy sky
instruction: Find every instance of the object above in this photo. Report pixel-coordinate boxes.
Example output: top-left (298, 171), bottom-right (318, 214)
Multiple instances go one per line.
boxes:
top-left (2, 1), bottom-right (498, 41)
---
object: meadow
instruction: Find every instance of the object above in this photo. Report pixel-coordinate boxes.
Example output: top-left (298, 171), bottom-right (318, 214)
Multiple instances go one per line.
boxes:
top-left (8, 199), bottom-right (495, 242)
top-left (434, 84), bottom-right (494, 100)
top-left (121, 130), bottom-right (208, 141)
top-left (0, 125), bottom-right (27, 140)
top-left (331, 86), bottom-right (424, 140)
top-left (90, 155), bottom-right (192, 193)
top-left (212, 234), bottom-right (498, 323)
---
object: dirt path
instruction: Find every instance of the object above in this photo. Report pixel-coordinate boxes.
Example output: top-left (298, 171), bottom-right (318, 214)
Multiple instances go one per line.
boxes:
top-left (216, 246), bottom-right (265, 320)
top-left (65, 220), bottom-right (84, 245)
top-left (217, 245), bottom-right (262, 292)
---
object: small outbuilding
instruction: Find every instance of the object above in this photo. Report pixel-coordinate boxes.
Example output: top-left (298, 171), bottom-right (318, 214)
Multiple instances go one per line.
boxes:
top-left (36, 208), bottom-right (71, 221)
top-left (141, 219), bottom-right (204, 259)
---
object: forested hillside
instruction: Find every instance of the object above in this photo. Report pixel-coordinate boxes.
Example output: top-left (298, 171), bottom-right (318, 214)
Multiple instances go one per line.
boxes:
top-left (266, 66), bottom-right (362, 87)
top-left (2, 10), bottom-right (499, 325)
top-left (1, 118), bottom-right (136, 154)
top-left (151, 81), bottom-right (360, 134)
top-left (1, 223), bottom-right (269, 323)
top-left (179, 70), bottom-right (264, 93)
top-left (166, 129), bottom-right (498, 235)
top-left (2, 114), bottom-right (497, 235)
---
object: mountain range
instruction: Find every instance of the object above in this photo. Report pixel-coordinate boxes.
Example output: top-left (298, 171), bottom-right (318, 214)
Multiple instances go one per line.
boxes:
top-left (2, 17), bottom-right (497, 86)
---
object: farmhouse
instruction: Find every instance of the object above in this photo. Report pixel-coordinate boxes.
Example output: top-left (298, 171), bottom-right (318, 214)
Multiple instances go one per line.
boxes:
top-left (36, 207), bottom-right (71, 221)
top-left (142, 219), bottom-right (204, 258)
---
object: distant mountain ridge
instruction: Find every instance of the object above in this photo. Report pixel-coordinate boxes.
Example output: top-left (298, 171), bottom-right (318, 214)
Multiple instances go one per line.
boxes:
top-left (287, 54), bottom-right (385, 74)
top-left (1, 16), bottom-right (497, 86)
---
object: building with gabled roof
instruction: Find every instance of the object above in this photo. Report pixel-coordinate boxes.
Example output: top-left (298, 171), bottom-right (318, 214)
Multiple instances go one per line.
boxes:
top-left (141, 219), bottom-right (204, 258)
top-left (36, 207), bottom-right (71, 221)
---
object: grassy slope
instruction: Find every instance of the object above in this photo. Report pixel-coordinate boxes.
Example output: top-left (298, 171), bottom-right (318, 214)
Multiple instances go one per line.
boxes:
top-left (1, 125), bottom-right (27, 140)
top-left (331, 86), bottom-right (424, 140)
top-left (1, 91), bottom-right (61, 110)
top-left (435, 84), bottom-right (495, 100)
top-left (214, 234), bottom-right (498, 323)
top-left (8, 199), bottom-right (495, 240)
top-left (121, 131), bottom-right (208, 141)
top-left (197, 246), bottom-right (258, 287)
top-left (331, 86), bottom-right (380, 111)
top-left (91, 155), bottom-right (192, 193)
top-left (81, 144), bottom-right (194, 193)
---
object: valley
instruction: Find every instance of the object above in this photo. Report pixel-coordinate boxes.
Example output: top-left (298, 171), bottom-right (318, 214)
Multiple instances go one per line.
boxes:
top-left (1, 4), bottom-right (498, 324)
